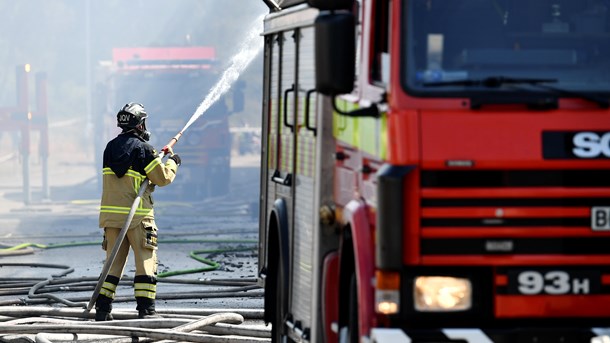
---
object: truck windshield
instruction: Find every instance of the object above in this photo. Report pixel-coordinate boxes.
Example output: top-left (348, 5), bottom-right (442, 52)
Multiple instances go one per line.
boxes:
top-left (402, 0), bottom-right (610, 98)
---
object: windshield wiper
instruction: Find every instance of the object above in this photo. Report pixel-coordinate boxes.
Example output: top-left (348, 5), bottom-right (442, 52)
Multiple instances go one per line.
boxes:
top-left (422, 76), bottom-right (557, 88)
top-left (529, 83), bottom-right (610, 109)
top-left (423, 76), bottom-right (609, 108)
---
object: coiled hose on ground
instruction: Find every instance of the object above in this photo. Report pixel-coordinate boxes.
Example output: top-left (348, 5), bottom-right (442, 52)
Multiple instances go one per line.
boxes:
top-left (0, 237), bottom-right (269, 342)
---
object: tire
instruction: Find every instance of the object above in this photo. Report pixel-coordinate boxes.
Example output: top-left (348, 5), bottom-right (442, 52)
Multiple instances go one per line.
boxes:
top-left (339, 273), bottom-right (359, 343)
top-left (347, 273), bottom-right (359, 343)
top-left (271, 250), bottom-right (287, 343)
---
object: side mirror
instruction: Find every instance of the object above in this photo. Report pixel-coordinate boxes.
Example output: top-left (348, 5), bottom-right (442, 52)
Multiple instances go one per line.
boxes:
top-left (315, 12), bottom-right (356, 96)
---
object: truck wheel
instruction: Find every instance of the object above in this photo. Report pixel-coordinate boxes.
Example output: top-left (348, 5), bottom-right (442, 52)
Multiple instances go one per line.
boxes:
top-left (347, 273), bottom-right (359, 343)
top-left (271, 251), bottom-right (287, 342)
top-left (339, 272), bottom-right (359, 343)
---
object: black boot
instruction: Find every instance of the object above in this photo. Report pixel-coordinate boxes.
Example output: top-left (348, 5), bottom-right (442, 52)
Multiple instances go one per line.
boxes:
top-left (136, 297), bottom-right (161, 319)
top-left (95, 309), bottom-right (113, 321)
top-left (135, 275), bottom-right (160, 319)
top-left (95, 294), bottom-right (114, 321)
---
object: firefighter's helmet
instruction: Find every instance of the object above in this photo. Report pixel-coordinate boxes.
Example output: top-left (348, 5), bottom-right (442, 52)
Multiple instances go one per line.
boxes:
top-left (117, 102), bottom-right (147, 128)
top-left (117, 102), bottom-right (151, 141)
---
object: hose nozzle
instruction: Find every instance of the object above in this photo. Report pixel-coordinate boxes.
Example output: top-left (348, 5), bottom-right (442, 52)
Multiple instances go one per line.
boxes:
top-left (169, 132), bottom-right (183, 147)
top-left (160, 132), bottom-right (183, 157)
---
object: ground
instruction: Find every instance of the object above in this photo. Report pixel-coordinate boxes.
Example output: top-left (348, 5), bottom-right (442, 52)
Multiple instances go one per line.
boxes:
top-left (0, 126), bottom-right (266, 341)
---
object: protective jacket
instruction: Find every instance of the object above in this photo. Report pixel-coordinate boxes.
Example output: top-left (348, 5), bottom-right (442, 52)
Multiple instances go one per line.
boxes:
top-left (99, 132), bottom-right (178, 229)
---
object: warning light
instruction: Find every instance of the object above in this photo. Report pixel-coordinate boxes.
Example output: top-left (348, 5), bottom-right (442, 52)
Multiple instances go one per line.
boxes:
top-left (24, 64), bottom-right (31, 73)
top-left (28, 112), bottom-right (32, 120)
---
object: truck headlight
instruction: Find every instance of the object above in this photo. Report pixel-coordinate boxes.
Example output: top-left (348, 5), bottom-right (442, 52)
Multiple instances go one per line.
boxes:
top-left (414, 276), bottom-right (471, 312)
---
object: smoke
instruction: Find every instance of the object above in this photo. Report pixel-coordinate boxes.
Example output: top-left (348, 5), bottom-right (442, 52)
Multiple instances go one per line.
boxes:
top-left (182, 14), bottom-right (265, 133)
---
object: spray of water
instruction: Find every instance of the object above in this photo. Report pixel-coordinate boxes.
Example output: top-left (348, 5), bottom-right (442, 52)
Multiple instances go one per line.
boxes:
top-left (181, 14), bottom-right (265, 133)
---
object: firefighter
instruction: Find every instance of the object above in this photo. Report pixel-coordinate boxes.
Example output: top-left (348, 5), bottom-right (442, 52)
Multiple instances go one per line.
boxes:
top-left (94, 102), bottom-right (181, 321)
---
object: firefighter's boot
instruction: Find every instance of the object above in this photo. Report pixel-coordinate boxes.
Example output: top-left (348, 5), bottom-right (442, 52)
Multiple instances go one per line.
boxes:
top-left (94, 294), bottom-right (114, 321)
top-left (136, 297), bottom-right (161, 319)
top-left (95, 275), bottom-right (119, 321)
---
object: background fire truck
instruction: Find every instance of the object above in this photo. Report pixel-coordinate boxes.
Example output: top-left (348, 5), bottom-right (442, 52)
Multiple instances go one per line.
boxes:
top-left (257, 0), bottom-right (610, 342)
top-left (93, 46), bottom-right (244, 200)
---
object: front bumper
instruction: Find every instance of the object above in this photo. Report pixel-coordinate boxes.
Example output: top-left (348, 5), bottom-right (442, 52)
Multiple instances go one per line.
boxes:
top-left (369, 327), bottom-right (610, 343)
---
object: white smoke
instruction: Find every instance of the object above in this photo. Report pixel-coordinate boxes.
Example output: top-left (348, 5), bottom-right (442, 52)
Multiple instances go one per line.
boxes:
top-left (182, 14), bottom-right (265, 132)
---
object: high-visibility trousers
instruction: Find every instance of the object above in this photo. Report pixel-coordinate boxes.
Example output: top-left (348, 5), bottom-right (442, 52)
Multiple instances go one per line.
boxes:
top-left (102, 218), bottom-right (158, 282)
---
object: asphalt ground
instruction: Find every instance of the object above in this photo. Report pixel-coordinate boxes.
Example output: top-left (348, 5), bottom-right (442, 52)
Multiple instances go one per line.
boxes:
top-left (0, 136), bottom-right (265, 340)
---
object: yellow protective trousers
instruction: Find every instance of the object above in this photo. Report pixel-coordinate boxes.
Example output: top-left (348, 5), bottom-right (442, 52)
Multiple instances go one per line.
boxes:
top-left (101, 218), bottom-right (158, 300)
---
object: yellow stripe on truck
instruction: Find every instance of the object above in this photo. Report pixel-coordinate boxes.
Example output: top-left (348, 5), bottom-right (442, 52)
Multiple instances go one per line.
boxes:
top-left (333, 98), bottom-right (387, 160)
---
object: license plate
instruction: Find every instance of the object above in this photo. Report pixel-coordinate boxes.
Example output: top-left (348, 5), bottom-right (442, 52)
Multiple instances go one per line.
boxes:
top-left (592, 207), bottom-right (610, 230)
top-left (507, 269), bottom-right (600, 295)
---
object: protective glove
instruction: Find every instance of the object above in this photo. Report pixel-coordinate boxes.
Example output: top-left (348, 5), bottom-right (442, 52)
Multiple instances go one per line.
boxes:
top-left (169, 154), bottom-right (181, 166)
top-left (161, 145), bottom-right (174, 156)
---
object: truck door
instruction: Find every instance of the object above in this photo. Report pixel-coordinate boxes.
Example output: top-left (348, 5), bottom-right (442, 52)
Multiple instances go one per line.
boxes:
top-left (291, 25), bottom-right (318, 332)
top-left (266, 29), bottom-right (295, 226)
top-left (263, 15), bottom-right (319, 338)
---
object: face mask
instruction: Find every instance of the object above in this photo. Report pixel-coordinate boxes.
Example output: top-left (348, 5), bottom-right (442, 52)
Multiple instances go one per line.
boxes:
top-left (140, 120), bottom-right (151, 141)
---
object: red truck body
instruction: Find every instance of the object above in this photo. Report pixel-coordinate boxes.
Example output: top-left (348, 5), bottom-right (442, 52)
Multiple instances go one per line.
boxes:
top-left (257, 1), bottom-right (610, 342)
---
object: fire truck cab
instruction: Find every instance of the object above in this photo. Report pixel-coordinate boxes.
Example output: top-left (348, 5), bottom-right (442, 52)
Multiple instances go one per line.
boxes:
top-left (258, 0), bottom-right (610, 342)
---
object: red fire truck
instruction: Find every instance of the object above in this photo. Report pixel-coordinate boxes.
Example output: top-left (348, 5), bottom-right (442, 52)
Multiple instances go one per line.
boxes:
top-left (257, 0), bottom-right (610, 342)
top-left (94, 47), bottom-right (243, 199)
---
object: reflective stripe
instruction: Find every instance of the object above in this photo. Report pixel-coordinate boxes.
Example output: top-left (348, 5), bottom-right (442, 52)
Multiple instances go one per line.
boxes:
top-left (134, 283), bottom-right (157, 292)
top-left (333, 98), bottom-right (387, 159)
top-left (442, 329), bottom-right (494, 343)
top-left (102, 167), bottom-right (147, 195)
top-left (102, 168), bottom-right (146, 180)
top-left (144, 157), bottom-right (162, 174)
top-left (134, 282), bottom-right (156, 299)
top-left (99, 288), bottom-right (115, 299)
top-left (127, 170), bottom-right (145, 179)
top-left (102, 281), bottom-right (117, 291)
top-left (100, 206), bottom-right (153, 216)
top-left (370, 328), bottom-right (411, 343)
top-left (134, 290), bottom-right (156, 299)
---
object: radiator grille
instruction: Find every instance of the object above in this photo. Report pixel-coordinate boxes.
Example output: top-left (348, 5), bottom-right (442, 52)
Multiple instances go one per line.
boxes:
top-left (420, 169), bottom-right (610, 256)
top-left (421, 170), bottom-right (610, 188)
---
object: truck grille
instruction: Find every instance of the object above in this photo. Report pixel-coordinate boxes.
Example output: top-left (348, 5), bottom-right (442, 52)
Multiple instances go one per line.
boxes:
top-left (421, 170), bottom-right (610, 188)
top-left (419, 169), bottom-right (610, 256)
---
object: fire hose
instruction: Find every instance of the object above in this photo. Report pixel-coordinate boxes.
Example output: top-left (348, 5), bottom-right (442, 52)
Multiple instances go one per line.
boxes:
top-left (86, 131), bottom-right (184, 312)
top-left (0, 312), bottom-right (270, 343)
